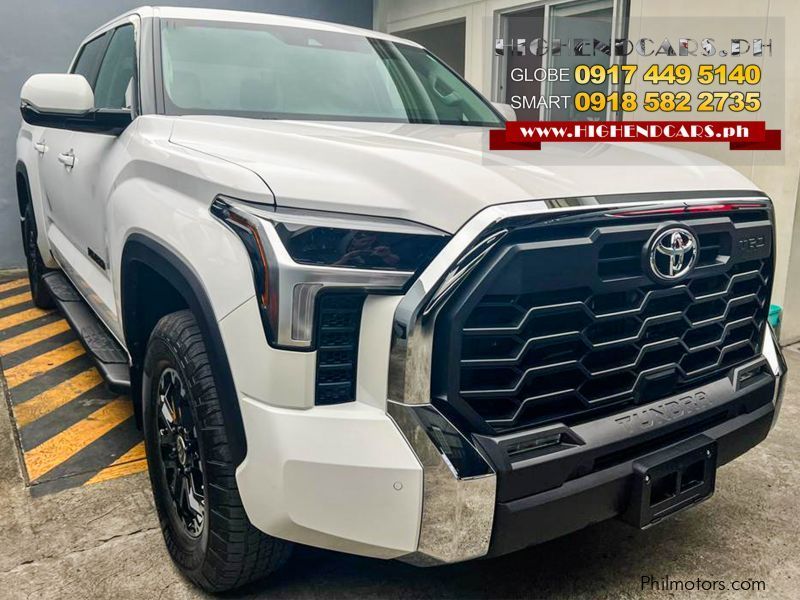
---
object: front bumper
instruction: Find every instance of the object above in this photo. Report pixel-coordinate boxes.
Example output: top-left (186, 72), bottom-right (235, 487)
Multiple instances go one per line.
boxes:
top-left (233, 321), bottom-right (785, 564)
top-left (487, 359), bottom-right (780, 557)
top-left (385, 195), bottom-right (784, 565)
top-left (230, 196), bottom-right (785, 564)
top-left (388, 325), bottom-right (785, 564)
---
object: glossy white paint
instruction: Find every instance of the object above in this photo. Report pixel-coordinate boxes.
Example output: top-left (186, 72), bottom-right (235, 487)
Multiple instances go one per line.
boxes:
top-left (108, 116), bottom-right (274, 327)
top-left (357, 295), bottom-right (403, 411)
top-left (170, 116), bottom-right (759, 233)
top-left (219, 297), bottom-right (317, 410)
top-left (20, 74), bottom-right (94, 114)
top-left (16, 124), bottom-right (58, 269)
top-left (27, 113), bottom-right (275, 340)
top-left (220, 295), bottom-right (425, 554)
top-left (236, 395), bottom-right (423, 558)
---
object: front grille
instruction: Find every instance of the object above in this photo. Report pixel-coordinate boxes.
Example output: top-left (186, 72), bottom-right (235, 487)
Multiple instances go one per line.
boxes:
top-left (314, 293), bottom-right (365, 405)
top-left (435, 208), bottom-right (773, 434)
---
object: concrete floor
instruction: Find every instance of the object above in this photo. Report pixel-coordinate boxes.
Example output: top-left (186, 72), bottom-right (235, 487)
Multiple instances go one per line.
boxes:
top-left (1, 349), bottom-right (799, 599)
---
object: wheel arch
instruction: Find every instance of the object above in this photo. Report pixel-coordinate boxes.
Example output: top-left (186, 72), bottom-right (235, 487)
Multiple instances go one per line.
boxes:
top-left (121, 233), bottom-right (247, 465)
top-left (16, 161), bottom-right (31, 219)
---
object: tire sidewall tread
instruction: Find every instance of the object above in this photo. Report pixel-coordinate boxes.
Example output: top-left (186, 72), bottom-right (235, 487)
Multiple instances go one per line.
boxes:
top-left (22, 202), bottom-right (54, 309)
top-left (142, 309), bottom-right (291, 592)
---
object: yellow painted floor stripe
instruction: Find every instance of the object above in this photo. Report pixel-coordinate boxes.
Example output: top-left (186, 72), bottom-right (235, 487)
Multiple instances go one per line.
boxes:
top-left (13, 369), bottom-right (104, 428)
top-left (24, 398), bottom-right (132, 481)
top-left (85, 442), bottom-right (147, 485)
top-left (0, 291), bottom-right (32, 310)
top-left (4, 340), bottom-right (85, 389)
top-left (0, 319), bottom-right (70, 357)
top-left (0, 278), bottom-right (27, 294)
top-left (0, 307), bottom-right (50, 332)
top-left (85, 459), bottom-right (148, 485)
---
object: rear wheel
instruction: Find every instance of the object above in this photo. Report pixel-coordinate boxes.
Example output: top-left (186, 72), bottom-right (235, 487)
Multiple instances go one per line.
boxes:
top-left (143, 310), bottom-right (292, 592)
top-left (22, 202), bottom-right (54, 309)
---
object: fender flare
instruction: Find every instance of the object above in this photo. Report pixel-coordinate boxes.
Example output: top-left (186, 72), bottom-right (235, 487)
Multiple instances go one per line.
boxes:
top-left (15, 161), bottom-right (31, 219)
top-left (121, 234), bottom-right (247, 466)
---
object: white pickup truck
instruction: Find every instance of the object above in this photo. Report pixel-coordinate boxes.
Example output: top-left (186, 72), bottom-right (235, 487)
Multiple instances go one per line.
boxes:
top-left (16, 6), bottom-right (786, 593)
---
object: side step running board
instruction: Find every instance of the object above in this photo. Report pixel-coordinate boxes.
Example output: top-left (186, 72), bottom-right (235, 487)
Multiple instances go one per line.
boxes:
top-left (42, 272), bottom-right (131, 393)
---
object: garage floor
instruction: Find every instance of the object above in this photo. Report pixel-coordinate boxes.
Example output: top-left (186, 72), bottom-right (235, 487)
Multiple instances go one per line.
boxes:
top-left (1, 271), bottom-right (799, 599)
top-left (0, 274), bottom-right (145, 495)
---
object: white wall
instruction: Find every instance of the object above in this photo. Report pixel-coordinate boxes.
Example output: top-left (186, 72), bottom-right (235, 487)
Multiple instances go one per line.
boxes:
top-left (375, 0), bottom-right (800, 343)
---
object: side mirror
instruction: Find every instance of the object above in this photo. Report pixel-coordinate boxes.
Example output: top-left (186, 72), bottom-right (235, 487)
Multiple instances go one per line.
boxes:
top-left (492, 102), bottom-right (517, 122)
top-left (21, 73), bottom-right (94, 114)
top-left (20, 73), bottom-right (132, 135)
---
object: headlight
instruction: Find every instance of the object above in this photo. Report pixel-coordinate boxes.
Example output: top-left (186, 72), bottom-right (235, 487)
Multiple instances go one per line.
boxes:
top-left (211, 196), bottom-right (449, 350)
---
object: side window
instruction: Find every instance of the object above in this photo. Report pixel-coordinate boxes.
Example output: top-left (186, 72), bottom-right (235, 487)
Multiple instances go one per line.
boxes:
top-left (70, 31), bottom-right (112, 88)
top-left (94, 25), bottom-right (136, 110)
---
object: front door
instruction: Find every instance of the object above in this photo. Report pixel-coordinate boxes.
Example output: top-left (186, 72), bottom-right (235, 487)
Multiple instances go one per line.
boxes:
top-left (45, 21), bottom-right (138, 330)
top-left (37, 127), bottom-right (76, 244)
top-left (40, 28), bottom-right (112, 254)
top-left (67, 23), bottom-right (137, 276)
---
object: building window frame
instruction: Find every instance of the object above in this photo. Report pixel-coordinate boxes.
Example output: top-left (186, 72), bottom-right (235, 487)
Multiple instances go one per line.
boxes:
top-left (385, 5), bottom-right (474, 79)
top-left (393, 17), bottom-right (468, 77)
top-left (492, 0), bottom-right (630, 120)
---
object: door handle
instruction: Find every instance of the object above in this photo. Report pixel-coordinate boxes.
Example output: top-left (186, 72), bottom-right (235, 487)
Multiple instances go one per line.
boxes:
top-left (57, 150), bottom-right (75, 168)
top-left (34, 141), bottom-right (48, 155)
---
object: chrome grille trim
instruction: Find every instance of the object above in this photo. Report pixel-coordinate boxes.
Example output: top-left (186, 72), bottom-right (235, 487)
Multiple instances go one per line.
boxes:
top-left (386, 193), bottom-right (771, 565)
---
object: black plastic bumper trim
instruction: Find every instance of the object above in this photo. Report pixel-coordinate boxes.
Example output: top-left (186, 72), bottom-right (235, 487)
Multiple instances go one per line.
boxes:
top-left (474, 368), bottom-right (775, 503)
top-left (487, 395), bottom-right (775, 558)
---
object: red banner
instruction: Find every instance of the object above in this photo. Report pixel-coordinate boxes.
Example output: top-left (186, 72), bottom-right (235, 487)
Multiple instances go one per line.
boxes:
top-left (490, 121), bottom-right (781, 151)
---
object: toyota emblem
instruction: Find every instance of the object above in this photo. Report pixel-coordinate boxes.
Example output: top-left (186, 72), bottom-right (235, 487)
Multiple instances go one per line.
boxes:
top-left (646, 227), bottom-right (699, 282)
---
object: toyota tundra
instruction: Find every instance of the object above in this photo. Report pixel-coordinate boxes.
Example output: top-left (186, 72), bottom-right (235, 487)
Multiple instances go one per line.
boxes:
top-left (15, 6), bottom-right (786, 592)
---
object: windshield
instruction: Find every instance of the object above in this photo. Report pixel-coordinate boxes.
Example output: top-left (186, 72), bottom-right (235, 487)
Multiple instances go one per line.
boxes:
top-left (159, 19), bottom-right (503, 126)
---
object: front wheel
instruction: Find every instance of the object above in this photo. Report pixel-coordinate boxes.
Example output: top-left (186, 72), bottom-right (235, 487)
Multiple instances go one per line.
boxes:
top-left (22, 202), bottom-right (54, 308)
top-left (143, 310), bottom-right (292, 592)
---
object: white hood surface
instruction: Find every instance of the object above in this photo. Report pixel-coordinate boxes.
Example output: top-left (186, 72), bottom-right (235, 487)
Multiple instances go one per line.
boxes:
top-left (170, 116), bottom-right (760, 233)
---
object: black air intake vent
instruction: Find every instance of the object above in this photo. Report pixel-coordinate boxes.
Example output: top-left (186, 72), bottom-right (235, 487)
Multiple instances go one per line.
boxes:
top-left (315, 293), bottom-right (365, 405)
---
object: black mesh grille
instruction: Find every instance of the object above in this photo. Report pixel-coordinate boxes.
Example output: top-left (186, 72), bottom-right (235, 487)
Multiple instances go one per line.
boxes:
top-left (315, 293), bottom-right (365, 405)
top-left (436, 209), bottom-right (773, 434)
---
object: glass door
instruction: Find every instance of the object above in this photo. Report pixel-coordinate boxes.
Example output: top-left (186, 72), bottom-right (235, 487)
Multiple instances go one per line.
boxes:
top-left (546, 0), bottom-right (614, 120)
top-left (496, 6), bottom-right (545, 120)
top-left (495, 0), bottom-right (628, 121)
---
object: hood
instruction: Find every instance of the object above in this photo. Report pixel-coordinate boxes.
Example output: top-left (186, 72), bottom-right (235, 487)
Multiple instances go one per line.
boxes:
top-left (169, 116), bottom-right (760, 233)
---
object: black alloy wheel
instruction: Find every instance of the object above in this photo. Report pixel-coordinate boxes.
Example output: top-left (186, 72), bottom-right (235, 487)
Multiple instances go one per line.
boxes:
top-left (156, 367), bottom-right (206, 538)
top-left (143, 310), bottom-right (292, 592)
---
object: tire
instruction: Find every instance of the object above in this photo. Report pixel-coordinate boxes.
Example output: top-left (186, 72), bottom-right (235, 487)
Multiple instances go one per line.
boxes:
top-left (22, 202), bottom-right (54, 309)
top-left (143, 310), bottom-right (292, 592)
